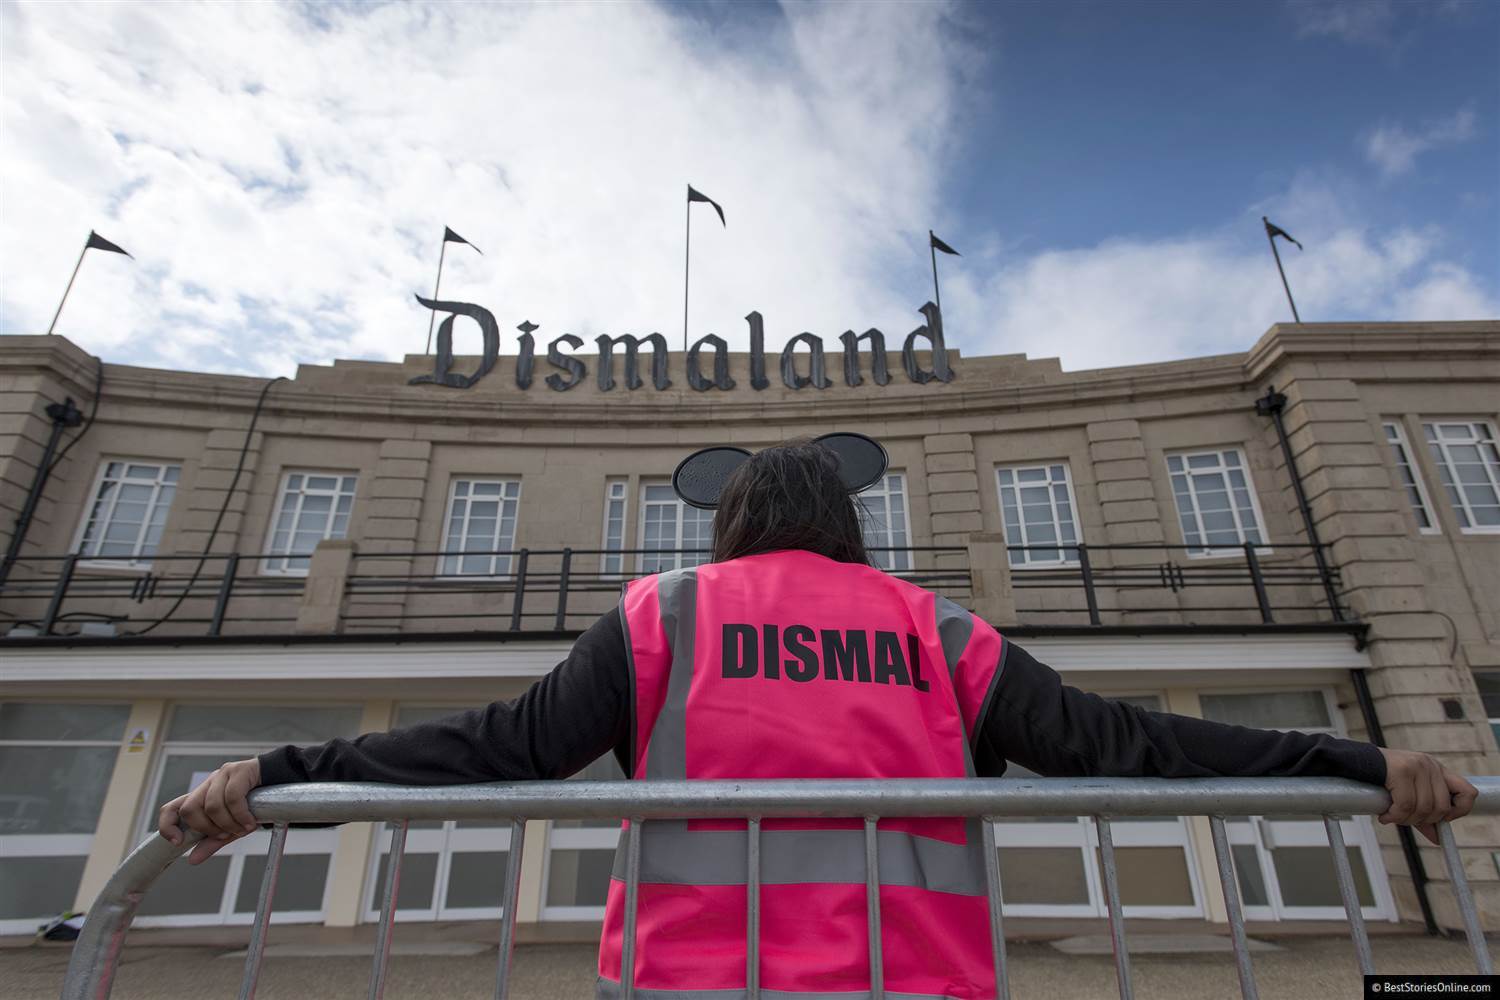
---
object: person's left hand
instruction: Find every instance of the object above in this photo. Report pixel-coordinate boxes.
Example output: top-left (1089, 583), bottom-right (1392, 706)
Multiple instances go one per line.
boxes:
top-left (1379, 748), bottom-right (1477, 845)
top-left (158, 757), bottom-right (264, 864)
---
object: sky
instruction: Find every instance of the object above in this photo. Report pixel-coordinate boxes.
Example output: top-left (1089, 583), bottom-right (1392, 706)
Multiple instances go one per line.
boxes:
top-left (1, 0), bottom-right (1496, 379)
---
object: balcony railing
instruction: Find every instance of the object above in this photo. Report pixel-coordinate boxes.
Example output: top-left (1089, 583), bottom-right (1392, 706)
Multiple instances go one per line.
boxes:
top-left (0, 540), bottom-right (1354, 643)
top-left (61, 776), bottom-right (1498, 1000)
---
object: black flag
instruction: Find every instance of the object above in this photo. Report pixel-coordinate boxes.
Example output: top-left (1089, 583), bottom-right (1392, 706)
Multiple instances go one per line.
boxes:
top-left (443, 226), bottom-right (482, 254)
top-left (1262, 217), bottom-right (1302, 251)
top-left (929, 231), bottom-right (960, 256)
top-left (687, 185), bottom-right (726, 226)
top-left (85, 231), bottom-right (132, 258)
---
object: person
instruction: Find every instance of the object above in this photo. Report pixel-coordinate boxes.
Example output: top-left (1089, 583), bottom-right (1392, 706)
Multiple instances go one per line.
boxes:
top-left (160, 437), bottom-right (1477, 999)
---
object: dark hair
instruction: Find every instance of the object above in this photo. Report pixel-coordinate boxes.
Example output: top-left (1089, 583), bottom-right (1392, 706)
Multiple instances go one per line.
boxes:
top-left (710, 438), bottom-right (870, 565)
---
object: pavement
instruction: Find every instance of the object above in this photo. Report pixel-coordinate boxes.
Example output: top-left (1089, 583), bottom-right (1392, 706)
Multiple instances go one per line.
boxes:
top-left (5, 930), bottom-right (1496, 999)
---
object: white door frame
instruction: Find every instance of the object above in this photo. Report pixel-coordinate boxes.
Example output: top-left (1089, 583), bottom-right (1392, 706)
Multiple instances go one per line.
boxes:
top-left (362, 820), bottom-right (515, 922)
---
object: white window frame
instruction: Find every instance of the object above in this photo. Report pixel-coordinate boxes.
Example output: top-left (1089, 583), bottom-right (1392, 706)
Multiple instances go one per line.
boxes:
top-left (1165, 447), bottom-right (1270, 558)
top-left (1382, 421), bottom-right (1439, 535)
top-left (600, 480), bottom-right (629, 577)
top-left (260, 471), bottom-right (357, 576)
top-left (71, 459), bottom-right (182, 570)
top-left (857, 472), bottom-right (913, 571)
top-left (437, 478), bottom-right (523, 578)
top-left (1197, 687), bottom-right (1396, 923)
top-left (995, 462), bottom-right (1082, 569)
top-left (0, 701), bottom-right (130, 936)
top-left (1423, 419), bottom-right (1500, 534)
top-left (636, 483), bottom-right (714, 574)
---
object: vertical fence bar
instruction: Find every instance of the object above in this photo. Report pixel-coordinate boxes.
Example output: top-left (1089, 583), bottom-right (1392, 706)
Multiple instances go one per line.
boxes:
top-left (368, 821), bottom-right (408, 1000)
top-left (864, 816), bottom-right (884, 999)
top-left (1209, 816), bottom-right (1260, 1000)
top-left (747, 817), bottom-right (762, 999)
top-left (236, 824), bottom-right (288, 1000)
top-left (979, 816), bottom-right (1012, 1000)
top-left (40, 553), bottom-right (78, 634)
top-left (1077, 544), bottom-right (1101, 625)
top-left (211, 553), bottom-right (240, 636)
top-left (494, 819), bottom-right (527, 1000)
top-left (554, 548), bottom-right (572, 630)
top-left (622, 816), bottom-right (643, 1000)
top-left (509, 550), bottom-right (530, 631)
top-left (1094, 817), bottom-right (1134, 1000)
top-left (1322, 817), bottom-right (1373, 975)
top-left (1438, 822), bottom-right (1494, 973)
top-left (1244, 543), bottom-right (1273, 624)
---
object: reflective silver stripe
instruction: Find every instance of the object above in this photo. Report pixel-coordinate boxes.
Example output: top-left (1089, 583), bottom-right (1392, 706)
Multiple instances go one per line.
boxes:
top-left (618, 595), bottom-right (639, 775)
top-left (598, 981), bottom-right (970, 1000)
top-left (933, 596), bottom-right (973, 680)
top-left (612, 825), bottom-right (986, 895)
top-left (646, 568), bottom-right (698, 780)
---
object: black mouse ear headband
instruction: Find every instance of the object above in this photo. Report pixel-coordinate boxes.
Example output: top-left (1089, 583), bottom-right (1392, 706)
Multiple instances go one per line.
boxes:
top-left (672, 432), bottom-right (889, 510)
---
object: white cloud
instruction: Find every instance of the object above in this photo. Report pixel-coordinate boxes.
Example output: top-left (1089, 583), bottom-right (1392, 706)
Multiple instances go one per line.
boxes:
top-left (1288, 0), bottom-right (1399, 47)
top-left (1363, 108), bottom-right (1478, 178)
top-left (1, 1), bottom-right (1494, 383)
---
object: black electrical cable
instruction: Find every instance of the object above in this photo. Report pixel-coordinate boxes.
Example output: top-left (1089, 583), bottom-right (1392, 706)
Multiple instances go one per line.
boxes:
top-left (47, 355), bottom-right (104, 476)
top-left (127, 375), bottom-right (286, 636)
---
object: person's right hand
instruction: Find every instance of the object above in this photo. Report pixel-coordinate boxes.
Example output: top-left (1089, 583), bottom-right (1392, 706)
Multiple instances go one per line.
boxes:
top-left (158, 758), bottom-right (264, 864)
top-left (1379, 748), bottom-right (1478, 845)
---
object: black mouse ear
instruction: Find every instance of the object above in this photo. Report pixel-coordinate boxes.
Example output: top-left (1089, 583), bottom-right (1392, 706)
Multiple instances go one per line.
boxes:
top-left (814, 432), bottom-right (888, 494)
top-left (672, 446), bottom-right (752, 509)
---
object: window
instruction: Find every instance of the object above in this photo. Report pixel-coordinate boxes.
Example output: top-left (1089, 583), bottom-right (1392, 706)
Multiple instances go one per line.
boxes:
top-left (639, 484), bottom-right (713, 573)
top-left (996, 463), bottom-right (1079, 568)
top-left (858, 472), bottom-right (912, 571)
top-left (601, 480), bottom-right (628, 576)
top-left (262, 472), bottom-right (356, 575)
top-left (74, 461), bottom-right (180, 567)
top-left (1383, 422), bottom-right (1438, 534)
top-left (0, 702), bottom-right (130, 931)
top-left (1166, 449), bottom-right (1266, 556)
top-left (1476, 673), bottom-right (1500, 750)
top-left (440, 479), bottom-right (522, 576)
top-left (1423, 421), bottom-right (1500, 532)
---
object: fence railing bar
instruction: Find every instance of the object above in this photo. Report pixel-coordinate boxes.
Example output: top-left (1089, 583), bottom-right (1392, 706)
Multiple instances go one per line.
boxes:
top-left (494, 819), bottom-right (527, 1000)
top-left (236, 823), bottom-right (288, 1000)
top-left (864, 816), bottom-right (885, 999)
top-left (1094, 816), bottom-right (1134, 1000)
top-left (747, 816), bottom-right (762, 999)
top-left (1209, 815), bottom-right (1260, 1000)
top-left (622, 815), bottom-right (643, 1000)
top-left (1322, 816), bottom-right (1373, 975)
top-left (979, 816), bottom-right (1011, 1000)
top-left (368, 821), bottom-right (407, 1000)
top-left (1438, 821), bottom-right (1493, 973)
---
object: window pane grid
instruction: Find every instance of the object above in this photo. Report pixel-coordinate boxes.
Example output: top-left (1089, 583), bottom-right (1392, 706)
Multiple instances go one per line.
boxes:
top-left (1383, 422), bottom-right (1437, 532)
top-left (76, 461), bottom-right (180, 565)
top-left (639, 485), bottom-right (713, 573)
top-left (602, 481), bottom-right (627, 575)
top-left (1165, 449), bottom-right (1266, 556)
top-left (858, 473), bottom-right (912, 571)
top-left (440, 480), bottom-right (522, 577)
top-left (997, 464), bottom-right (1079, 568)
top-left (263, 472), bottom-right (358, 574)
top-left (1424, 421), bottom-right (1500, 531)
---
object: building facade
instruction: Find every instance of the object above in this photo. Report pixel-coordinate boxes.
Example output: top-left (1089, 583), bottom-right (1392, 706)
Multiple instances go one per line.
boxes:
top-left (1, 321), bottom-right (1498, 937)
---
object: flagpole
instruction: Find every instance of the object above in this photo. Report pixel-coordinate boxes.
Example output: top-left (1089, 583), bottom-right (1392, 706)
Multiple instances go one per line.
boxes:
top-left (1264, 222), bottom-right (1301, 323)
top-left (424, 239), bottom-right (449, 355)
top-left (928, 230), bottom-right (942, 319)
top-left (682, 195), bottom-right (692, 355)
top-left (46, 237), bottom-right (91, 335)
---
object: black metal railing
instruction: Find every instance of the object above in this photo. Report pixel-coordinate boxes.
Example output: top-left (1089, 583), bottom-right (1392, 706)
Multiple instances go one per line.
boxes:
top-left (0, 539), bottom-right (1353, 642)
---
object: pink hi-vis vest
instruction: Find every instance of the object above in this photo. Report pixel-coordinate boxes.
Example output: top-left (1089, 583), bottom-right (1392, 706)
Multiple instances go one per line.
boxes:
top-left (598, 549), bottom-right (1007, 1000)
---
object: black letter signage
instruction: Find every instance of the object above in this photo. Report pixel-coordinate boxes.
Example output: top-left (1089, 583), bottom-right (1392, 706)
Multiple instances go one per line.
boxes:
top-left (687, 334), bottom-right (736, 391)
top-left (408, 296), bottom-right (499, 389)
top-left (595, 333), bottom-right (671, 391)
top-left (781, 333), bottom-right (833, 390)
top-left (545, 334), bottom-right (587, 391)
top-left (902, 302), bottom-right (955, 384)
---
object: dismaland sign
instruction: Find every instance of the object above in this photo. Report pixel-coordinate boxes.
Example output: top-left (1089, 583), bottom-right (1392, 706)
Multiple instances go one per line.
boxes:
top-left (409, 296), bottom-right (957, 392)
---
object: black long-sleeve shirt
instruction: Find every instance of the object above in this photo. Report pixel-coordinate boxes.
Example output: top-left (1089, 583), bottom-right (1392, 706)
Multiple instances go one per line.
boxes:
top-left (259, 609), bottom-right (1386, 788)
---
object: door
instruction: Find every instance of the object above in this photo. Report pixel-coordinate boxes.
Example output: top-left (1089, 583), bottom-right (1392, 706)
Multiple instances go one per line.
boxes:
top-left (1199, 690), bottom-right (1395, 921)
top-left (138, 747), bottom-right (340, 926)
top-left (991, 695), bottom-right (1205, 918)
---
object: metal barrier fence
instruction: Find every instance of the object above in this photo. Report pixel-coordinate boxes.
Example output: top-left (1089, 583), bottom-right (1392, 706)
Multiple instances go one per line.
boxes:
top-left (62, 777), bottom-right (1497, 1000)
